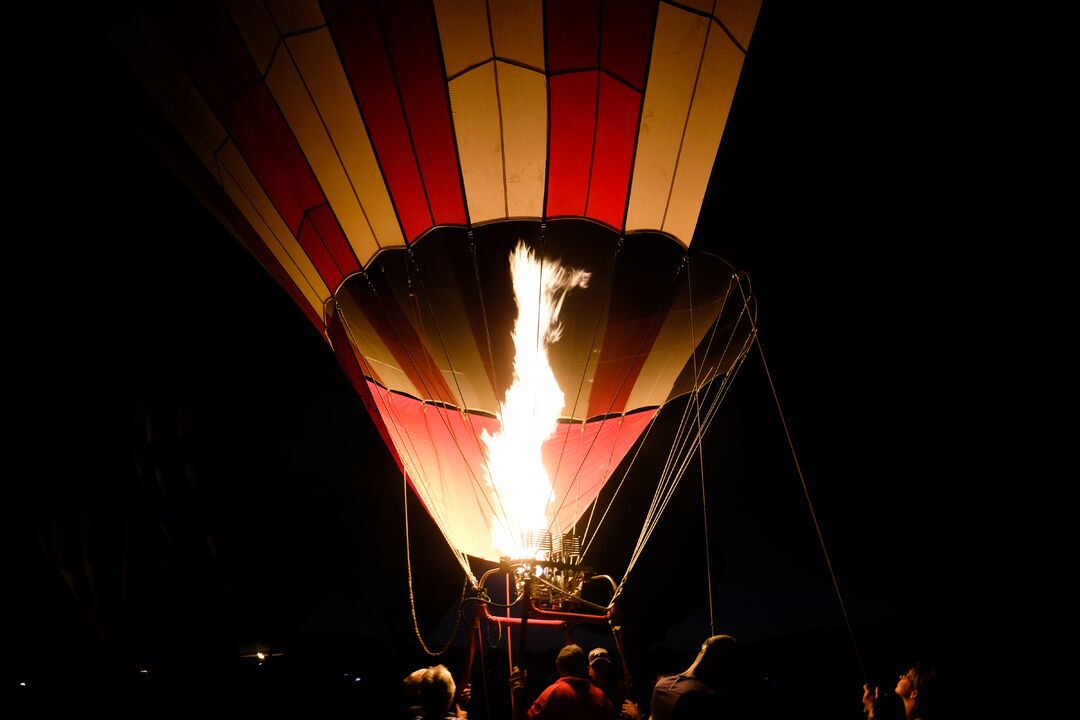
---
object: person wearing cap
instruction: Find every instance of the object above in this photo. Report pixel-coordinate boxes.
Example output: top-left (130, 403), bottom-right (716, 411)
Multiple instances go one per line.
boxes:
top-left (588, 647), bottom-right (639, 720)
top-left (510, 643), bottom-right (615, 720)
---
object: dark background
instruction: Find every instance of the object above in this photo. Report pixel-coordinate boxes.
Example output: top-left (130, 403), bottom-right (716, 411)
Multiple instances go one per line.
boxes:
top-left (6, 2), bottom-right (1072, 718)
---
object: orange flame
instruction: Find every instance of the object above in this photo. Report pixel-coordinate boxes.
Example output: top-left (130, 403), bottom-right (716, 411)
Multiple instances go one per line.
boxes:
top-left (483, 242), bottom-right (590, 558)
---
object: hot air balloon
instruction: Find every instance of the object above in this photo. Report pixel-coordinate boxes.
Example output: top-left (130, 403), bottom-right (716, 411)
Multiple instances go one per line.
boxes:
top-left (78, 0), bottom-right (763, 673)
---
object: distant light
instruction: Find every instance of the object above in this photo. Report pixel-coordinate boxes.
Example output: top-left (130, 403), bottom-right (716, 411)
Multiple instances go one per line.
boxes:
top-left (354, 677), bottom-right (362, 683)
top-left (256, 652), bottom-right (266, 661)
top-left (19, 682), bottom-right (26, 687)
top-left (139, 669), bottom-right (149, 674)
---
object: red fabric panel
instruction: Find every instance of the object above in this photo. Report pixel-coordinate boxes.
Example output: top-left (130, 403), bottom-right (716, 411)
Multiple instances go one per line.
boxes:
top-left (366, 381), bottom-right (493, 524)
top-left (600, 0), bottom-right (658, 90)
top-left (365, 383), bottom-right (654, 557)
top-left (586, 76), bottom-right (641, 230)
top-left (329, 0), bottom-right (433, 241)
top-left (547, 411), bottom-right (655, 527)
top-left (586, 244), bottom-right (681, 418)
top-left (309, 204), bottom-right (361, 285)
top-left (298, 214), bottom-right (344, 291)
top-left (150, 2), bottom-right (327, 238)
top-left (546, 0), bottom-right (601, 72)
top-left (587, 321), bottom-right (666, 418)
top-left (379, 0), bottom-right (466, 227)
top-left (328, 315), bottom-right (403, 471)
top-left (546, 72), bottom-right (598, 219)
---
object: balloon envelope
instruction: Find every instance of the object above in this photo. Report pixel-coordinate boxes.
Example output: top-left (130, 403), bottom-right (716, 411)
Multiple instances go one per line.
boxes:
top-left (82, 0), bottom-right (762, 567)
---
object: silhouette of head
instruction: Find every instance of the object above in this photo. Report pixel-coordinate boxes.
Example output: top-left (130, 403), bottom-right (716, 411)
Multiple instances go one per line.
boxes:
top-left (420, 664), bottom-right (457, 715)
top-left (556, 643), bottom-right (589, 679)
top-left (588, 647), bottom-right (613, 685)
top-left (404, 667), bottom-right (427, 706)
top-left (693, 634), bottom-right (741, 689)
top-left (895, 662), bottom-right (936, 718)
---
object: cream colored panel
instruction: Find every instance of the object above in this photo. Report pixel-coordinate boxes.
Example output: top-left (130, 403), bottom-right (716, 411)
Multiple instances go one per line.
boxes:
top-left (335, 294), bottom-right (419, 397)
top-left (88, 4), bottom-right (226, 180)
top-left (265, 0), bottom-right (326, 33)
top-left (625, 4), bottom-right (708, 242)
top-left (498, 62), bottom-right (547, 219)
top-left (287, 30), bottom-right (404, 261)
top-left (712, 0), bottom-right (762, 50)
top-left (624, 304), bottom-right (715, 411)
top-left (265, 44), bottom-right (381, 265)
top-left (218, 142), bottom-right (329, 317)
top-left (434, 0), bottom-right (492, 77)
top-left (428, 312), bottom-right (500, 412)
top-left (490, 0), bottom-right (544, 70)
top-left (450, 64), bottom-right (506, 223)
top-left (663, 26), bottom-right (744, 243)
top-left (561, 322), bottom-right (608, 422)
top-left (225, 0), bottom-right (279, 74)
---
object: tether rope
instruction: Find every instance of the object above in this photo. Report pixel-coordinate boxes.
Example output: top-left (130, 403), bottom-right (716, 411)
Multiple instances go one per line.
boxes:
top-left (404, 461), bottom-right (467, 657)
top-left (752, 329), bottom-right (866, 681)
top-left (686, 262), bottom-right (715, 637)
top-left (617, 275), bottom-right (756, 591)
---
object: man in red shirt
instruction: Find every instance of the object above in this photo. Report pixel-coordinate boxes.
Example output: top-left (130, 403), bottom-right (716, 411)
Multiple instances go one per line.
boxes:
top-left (511, 644), bottom-right (615, 720)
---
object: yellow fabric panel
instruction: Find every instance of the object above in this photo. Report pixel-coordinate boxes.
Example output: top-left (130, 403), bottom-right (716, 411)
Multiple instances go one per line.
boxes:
top-left (490, 0), bottom-right (545, 71)
top-left (497, 62), bottom-right (547, 219)
top-left (624, 297), bottom-right (718, 411)
top-left (434, 0), bottom-right (492, 78)
top-left (450, 63), bottom-right (506, 224)
top-left (224, 0), bottom-right (279, 74)
top-left (264, 42), bottom-right (380, 267)
top-left (625, 4), bottom-right (709, 244)
top-left (663, 24), bottom-right (744, 244)
top-left (421, 291), bottom-right (500, 413)
top-left (265, 0), bottom-right (326, 34)
top-left (287, 30), bottom-right (404, 261)
top-left (712, 0), bottom-right (762, 50)
top-left (87, 4), bottom-right (226, 180)
top-left (217, 141), bottom-right (329, 319)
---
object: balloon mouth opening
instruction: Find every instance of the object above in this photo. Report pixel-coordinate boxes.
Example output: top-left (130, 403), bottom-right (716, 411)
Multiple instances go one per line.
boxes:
top-left (331, 219), bottom-right (756, 565)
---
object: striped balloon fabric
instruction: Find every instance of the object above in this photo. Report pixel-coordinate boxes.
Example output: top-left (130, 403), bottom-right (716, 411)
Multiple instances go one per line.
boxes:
top-left (87, 0), bottom-right (761, 566)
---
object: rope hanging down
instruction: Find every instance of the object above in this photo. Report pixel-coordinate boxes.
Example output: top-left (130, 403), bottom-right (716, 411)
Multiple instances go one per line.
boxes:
top-left (404, 462), bottom-right (467, 657)
top-left (752, 331), bottom-right (866, 682)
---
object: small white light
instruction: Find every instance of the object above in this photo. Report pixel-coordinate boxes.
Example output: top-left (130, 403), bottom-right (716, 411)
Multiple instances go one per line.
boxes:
top-left (20, 682), bottom-right (26, 687)
top-left (354, 677), bottom-right (362, 682)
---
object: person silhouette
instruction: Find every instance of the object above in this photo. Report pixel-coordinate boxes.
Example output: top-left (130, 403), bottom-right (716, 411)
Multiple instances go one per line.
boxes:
top-left (862, 662), bottom-right (937, 720)
top-left (407, 664), bottom-right (470, 720)
top-left (650, 634), bottom-right (746, 720)
top-left (588, 647), bottom-right (639, 720)
top-left (510, 644), bottom-right (615, 720)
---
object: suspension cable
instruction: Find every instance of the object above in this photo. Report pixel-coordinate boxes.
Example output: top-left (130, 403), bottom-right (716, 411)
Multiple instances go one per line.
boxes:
top-left (686, 262), bottom-right (715, 637)
top-left (617, 280), bottom-right (757, 590)
top-left (753, 330), bottom-right (866, 681)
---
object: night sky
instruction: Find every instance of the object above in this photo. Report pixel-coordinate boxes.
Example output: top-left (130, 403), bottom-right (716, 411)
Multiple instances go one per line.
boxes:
top-left (7, 2), bottom-right (1072, 717)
